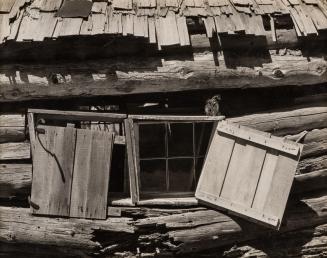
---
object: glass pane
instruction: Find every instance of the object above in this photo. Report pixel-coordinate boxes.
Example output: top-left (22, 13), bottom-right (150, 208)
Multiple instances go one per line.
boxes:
top-left (168, 123), bottom-right (193, 157)
top-left (168, 158), bottom-right (194, 192)
top-left (195, 122), bottom-right (214, 156)
top-left (140, 159), bottom-right (167, 192)
top-left (139, 123), bottom-right (166, 158)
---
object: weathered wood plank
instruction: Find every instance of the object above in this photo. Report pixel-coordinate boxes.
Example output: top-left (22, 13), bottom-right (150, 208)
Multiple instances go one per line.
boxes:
top-left (30, 126), bottom-right (76, 216)
top-left (70, 130), bottom-right (114, 219)
top-left (0, 142), bottom-right (30, 160)
top-left (29, 109), bottom-right (127, 122)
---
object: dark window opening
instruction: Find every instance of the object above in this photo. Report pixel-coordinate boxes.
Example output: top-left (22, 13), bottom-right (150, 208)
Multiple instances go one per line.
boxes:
top-left (137, 121), bottom-right (213, 198)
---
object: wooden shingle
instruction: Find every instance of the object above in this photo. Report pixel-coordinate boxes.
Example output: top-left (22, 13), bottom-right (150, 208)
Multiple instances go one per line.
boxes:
top-left (155, 11), bottom-right (180, 47)
top-left (203, 17), bottom-right (216, 37)
top-left (80, 16), bottom-right (92, 35)
top-left (176, 16), bottom-right (190, 46)
top-left (58, 18), bottom-right (83, 36)
top-left (33, 12), bottom-right (58, 41)
top-left (91, 13), bottom-right (106, 34)
top-left (8, 10), bottom-right (24, 40)
top-left (122, 14), bottom-right (134, 35)
top-left (0, 14), bottom-right (10, 43)
top-left (91, 1), bottom-right (107, 14)
top-left (30, 0), bottom-right (63, 12)
top-left (112, 0), bottom-right (133, 10)
top-left (0, 0), bottom-right (15, 13)
top-left (16, 11), bottom-right (40, 41)
top-left (307, 5), bottom-right (327, 30)
top-left (148, 16), bottom-right (156, 43)
top-left (8, 0), bottom-right (25, 19)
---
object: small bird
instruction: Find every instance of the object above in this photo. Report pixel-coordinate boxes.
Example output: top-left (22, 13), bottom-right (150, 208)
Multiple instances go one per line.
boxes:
top-left (205, 95), bottom-right (221, 116)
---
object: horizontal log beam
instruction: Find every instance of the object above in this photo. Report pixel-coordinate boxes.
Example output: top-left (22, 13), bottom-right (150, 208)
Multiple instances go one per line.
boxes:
top-left (297, 155), bottom-right (327, 174)
top-left (216, 223), bottom-right (327, 257)
top-left (0, 52), bottom-right (326, 102)
top-left (228, 106), bottom-right (327, 136)
top-left (1, 190), bottom-right (326, 255)
top-left (0, 114), bottom-right (26, 143)
top-left (0, 142), bottom-right (30, 160)
top-left (292, 169), bottom-right (327, 195)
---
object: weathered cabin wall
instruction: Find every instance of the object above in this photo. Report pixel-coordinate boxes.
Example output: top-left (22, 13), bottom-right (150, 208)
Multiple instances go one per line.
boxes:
top-left (0, 87), bottom-right (327, 257)
top-left (0, 49), bottom-right (326, 102)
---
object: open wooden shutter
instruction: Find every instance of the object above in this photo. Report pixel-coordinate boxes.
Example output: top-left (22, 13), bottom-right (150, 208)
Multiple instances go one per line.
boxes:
top-left (31, 125), bottom-right (76, 216)
top-left (70, 129), bottom-right (114, 219)
top-left (30, 126), bottom-right (114, 219)
top-left (195, 121), bottom-right (303, 229)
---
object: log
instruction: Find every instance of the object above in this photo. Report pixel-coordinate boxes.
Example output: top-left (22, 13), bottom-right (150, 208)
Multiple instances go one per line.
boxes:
top-left (0, 142), bottom-right (30, 160)
top-left (0, 164), bottom-right (32, 198)
top-left (0, 51), bottom-right (326, 102)
top-left (301, 128), bottom-right (327, 158)
top-left (0, 206), bottom-right (134, 253)
top-left (297, 155), bottom-right (327, 174)
top-left (135, 191), bottom-right (327, 254)
top-left (213, 223), bottom-right (327, 257)
top-left (1, 191), bottom-right (327, 255)
top-left (292, 169), bottom-right (327, 195)
top-left (228, 106), bottom-right (327, 136)
top-left (0, 114), bottom-right (26, 143)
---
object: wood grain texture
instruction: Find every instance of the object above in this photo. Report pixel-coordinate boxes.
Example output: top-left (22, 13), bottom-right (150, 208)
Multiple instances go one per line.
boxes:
top-left (70, 129), bottom-right (114, 219)
top-left (0, 52), bottom-right (326, 102)
top-left (0, 142), bottom-right (30, 160)
top-left (196, 132), bottom-right (235, 197)
top-left (196, 122), bottom-right (302, 228)
top-left (30, 126), bottom-right (76, 216)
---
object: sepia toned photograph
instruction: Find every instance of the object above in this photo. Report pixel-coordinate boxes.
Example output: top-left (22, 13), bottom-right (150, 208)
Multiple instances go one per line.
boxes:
top-left (0, 0), bottom-right (326, 257)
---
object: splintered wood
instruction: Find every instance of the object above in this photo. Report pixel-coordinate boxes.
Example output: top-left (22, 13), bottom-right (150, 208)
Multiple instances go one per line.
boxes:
top-left (30, 125), bottom-right (114, 219)
top-left (195, 121), bottom-right (303, 229)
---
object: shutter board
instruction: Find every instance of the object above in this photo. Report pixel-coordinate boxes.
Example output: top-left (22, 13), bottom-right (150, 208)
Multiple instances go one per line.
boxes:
top-left (31, 126), bottom-right (76, 216)
top-left (195, 121), bottom-right (302, 229)
top-left (70, 129), bottom-right (114, 219)
top-left (31, 126), bottom-right (114, 220)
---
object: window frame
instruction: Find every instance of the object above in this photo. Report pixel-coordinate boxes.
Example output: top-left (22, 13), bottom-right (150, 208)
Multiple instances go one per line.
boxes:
top-left (125, 115), bottom-right (225, 204)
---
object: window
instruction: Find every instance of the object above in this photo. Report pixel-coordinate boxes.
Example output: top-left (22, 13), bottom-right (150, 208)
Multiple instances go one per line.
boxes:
top-left (125, 115), bottom-right (224, 203)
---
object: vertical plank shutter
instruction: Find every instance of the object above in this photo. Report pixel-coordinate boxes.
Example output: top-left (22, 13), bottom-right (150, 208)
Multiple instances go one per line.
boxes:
top-left (70, 130), bottom-right (114, 219)
top-left (31, 125), bottom-right (76, 216)
top-left (31, 126), bottom-right (114, 219)
top-left (195, 121), bottom-right (302, 229)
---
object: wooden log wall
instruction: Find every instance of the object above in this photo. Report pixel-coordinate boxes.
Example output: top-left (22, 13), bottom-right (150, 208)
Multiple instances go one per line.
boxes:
top-left (0, 89), bottom-right (327, 257)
